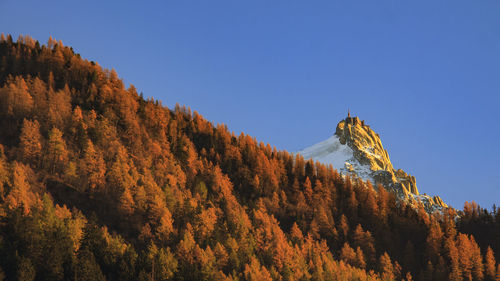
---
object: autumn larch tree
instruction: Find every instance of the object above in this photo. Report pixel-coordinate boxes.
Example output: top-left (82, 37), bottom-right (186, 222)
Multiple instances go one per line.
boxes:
top-left (485, 246), bottom-right (496, 281)
top-left (44, 127), bottom-right (68, 174)
top-left (19, 118), bottom-right (42, 167)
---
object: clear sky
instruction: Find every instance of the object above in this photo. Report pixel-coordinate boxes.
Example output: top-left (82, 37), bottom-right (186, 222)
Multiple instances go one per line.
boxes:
top-left (1, 0), bottom-right (499, 209)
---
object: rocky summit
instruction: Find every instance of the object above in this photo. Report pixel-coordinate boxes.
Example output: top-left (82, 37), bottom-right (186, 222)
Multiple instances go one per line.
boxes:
top-left (299, 113), bottom-right (448, 213)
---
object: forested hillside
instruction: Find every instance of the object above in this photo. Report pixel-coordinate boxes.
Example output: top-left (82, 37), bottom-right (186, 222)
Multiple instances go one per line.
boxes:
top-left (0, 34), bottom-right (499, 281)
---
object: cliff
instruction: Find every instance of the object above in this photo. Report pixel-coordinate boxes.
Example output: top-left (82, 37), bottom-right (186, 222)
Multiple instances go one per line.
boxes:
top-left (300, 114), bottom-right (448, 212)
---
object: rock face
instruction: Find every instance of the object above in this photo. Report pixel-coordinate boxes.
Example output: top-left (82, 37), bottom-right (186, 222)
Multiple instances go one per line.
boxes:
top-left (299, 114), bottom-right (448, 213)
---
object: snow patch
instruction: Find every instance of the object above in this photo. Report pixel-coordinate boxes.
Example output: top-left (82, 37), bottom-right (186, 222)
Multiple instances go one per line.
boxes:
top-left (360, 146), bottom-right (381, 159)
top-left (298, 135), bottom-right (353, 170)
top-left (298, 135), bottom-right (373, 182)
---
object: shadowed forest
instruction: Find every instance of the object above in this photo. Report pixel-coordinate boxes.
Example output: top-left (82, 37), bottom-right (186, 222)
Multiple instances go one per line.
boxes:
top-left (0, 34), bottom-right (499, 280)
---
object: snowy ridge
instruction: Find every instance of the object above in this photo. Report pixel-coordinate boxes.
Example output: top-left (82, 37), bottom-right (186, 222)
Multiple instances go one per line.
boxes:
top-left (298, 135), bottom-right (373, 182)
top-left (298, 135), bottom-right (353, 171)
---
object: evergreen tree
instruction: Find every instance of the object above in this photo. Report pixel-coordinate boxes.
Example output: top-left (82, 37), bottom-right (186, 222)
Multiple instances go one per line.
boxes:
top-left (76, 248), bottom-right (106, 281)
top-left (17, 257), bottom-right (35, 281)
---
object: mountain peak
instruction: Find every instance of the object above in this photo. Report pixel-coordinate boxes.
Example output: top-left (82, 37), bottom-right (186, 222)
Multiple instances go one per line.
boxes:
top-left (299, 115), bottom-right (448, 212)
top-left (336, 115), bottom-right (393, 172)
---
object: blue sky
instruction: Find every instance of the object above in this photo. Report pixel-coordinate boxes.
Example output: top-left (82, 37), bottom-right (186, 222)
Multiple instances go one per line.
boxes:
top-left (1, 0), bottom-right (499, 209)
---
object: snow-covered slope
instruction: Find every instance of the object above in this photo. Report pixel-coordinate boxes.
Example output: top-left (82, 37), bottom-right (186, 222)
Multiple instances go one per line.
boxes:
top-left (298, 135), bottom-right (372, 181)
